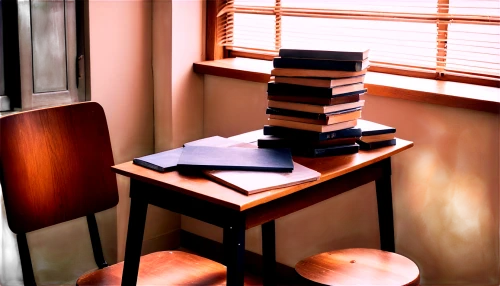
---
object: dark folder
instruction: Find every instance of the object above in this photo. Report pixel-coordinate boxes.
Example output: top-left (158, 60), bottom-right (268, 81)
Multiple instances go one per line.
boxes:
top-left (133, 136), bottom-right (242, 172)
top-left (132, 148), bottom-right (183, 172)
top-left (177, 146), bottom-right (294, 172)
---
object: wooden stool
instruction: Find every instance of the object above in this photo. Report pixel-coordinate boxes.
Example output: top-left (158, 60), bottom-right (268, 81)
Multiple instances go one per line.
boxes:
top-left (295, 248), bottom-right (420, 285)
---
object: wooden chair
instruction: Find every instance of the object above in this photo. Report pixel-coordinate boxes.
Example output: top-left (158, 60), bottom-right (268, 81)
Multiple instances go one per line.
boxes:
top-left (0, 102), bottom-right (228, 285)
top-left (295, 248), bottom-right (420, 285)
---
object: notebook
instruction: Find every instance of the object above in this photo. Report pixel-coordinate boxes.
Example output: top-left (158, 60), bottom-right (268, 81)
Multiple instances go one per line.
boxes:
top-left (177, 146), bottom-right (294, 172)
top-left (133, 136), bottom-right (241, 172)
top-left (204, 161), bottom-right (320, 195)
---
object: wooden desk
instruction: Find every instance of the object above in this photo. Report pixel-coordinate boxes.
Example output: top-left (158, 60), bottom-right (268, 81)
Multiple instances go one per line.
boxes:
top-left (112, 131), bottom-right (413, 286)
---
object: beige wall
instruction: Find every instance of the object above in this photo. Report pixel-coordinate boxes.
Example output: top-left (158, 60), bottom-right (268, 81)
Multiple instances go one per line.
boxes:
top-left (21, 1), bottom-right (156, 284)
top-left (153, 0), bottom-right (206, 247)
top-left (187, 74), bottom-right (500, 285)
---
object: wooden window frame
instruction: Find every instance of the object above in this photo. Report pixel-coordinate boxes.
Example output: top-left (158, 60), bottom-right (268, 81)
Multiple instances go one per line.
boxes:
top-left (205, 0), bottom-right (500, 88)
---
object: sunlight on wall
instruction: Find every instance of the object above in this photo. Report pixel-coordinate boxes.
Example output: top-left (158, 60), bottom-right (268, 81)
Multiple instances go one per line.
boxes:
top-left (0, 190), bottom-right (22, 286)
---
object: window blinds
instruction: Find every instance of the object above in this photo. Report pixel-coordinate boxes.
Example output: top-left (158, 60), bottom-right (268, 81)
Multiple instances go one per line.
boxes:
top-left (217, 0), bottom-right (500, 85)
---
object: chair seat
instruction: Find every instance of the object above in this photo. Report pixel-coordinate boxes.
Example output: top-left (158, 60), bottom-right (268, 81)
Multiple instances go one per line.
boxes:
top-left (295, 248), bottom-right (420, 286)
top-left (77, 251), bottom-right (228, 285)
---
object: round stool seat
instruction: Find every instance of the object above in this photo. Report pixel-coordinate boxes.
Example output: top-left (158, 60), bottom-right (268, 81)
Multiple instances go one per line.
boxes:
top-left (295, 248), bottom-right (420, 286)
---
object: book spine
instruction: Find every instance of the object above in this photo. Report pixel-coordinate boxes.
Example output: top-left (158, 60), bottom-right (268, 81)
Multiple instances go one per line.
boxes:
top-left (266, 108), bottom-right (327, 120)
top-left (273, 57), bottom-right (362, 71)
top-left (278, 49), bottom-right (364, 61)
top-left (132, 159), bottom-right (166, 172)
top-left (263, 125), bottom-right (362, 141)
top-left (357, 139), bottom-right (396, 150)
top-left (293, 144), bottom-right (359, 157)
top-left (268, 93), bottom-right (360, 106)
top-left (268, 82), bottom-right (333, 97)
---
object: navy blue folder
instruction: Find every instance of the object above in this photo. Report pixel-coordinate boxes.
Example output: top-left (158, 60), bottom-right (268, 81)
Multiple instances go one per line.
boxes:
top-left (133, 136), bottom-right (241, 172)
top-left (177, 146), bottom-right (294, 172)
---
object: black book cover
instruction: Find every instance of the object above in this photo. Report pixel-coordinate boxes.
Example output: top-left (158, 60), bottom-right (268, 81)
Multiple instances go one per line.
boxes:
top-left (356, 119), bottom-right (396, 136)
top-left (266, 107), bottom-right (362, 120)
top-left (258, 136), bottom-right (357, 149)
top-left (273, 57), bottom-right (368, 71)
top-left (263, 125), bottom-right (362, 141)
top-left (133, 136), bottom-right (242, 172)
top-left (177, 146), bottom-right (294, 172)
top-left (293, 144), bottom-right (360, 158)
top-left (268, 93), bottom-right (360, 106)
top-left (133, 148), bottom-right (183, 172)
top-left (357, 139), bottom-right (396, 150)
top-left (268, 82), bottom-right (367, 98)
top-left (279, 48), bottom-right (368, 61)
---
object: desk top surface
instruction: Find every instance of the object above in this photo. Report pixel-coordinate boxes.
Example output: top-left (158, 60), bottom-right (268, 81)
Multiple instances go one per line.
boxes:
top-left (112, 130), bottom-right (413, 211)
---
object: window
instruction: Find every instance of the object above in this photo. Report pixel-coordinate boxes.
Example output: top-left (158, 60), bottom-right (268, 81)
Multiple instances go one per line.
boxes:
top-left (1, 0), bottom-right (89, 111)
top-left (213, 0), bottom-right (500, 87)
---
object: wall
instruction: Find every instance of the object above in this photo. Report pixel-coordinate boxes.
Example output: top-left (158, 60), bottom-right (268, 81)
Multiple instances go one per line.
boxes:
top-left (153, 0), bottom-right (205, 245)
top-left (23, 1), bottom-right (157, 284)
top-left (184, 74), bottom-right (500, 285)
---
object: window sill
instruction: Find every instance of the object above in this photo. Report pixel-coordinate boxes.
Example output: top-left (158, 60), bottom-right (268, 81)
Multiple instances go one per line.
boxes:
top-left (193, 58), bottom-right (500, 114)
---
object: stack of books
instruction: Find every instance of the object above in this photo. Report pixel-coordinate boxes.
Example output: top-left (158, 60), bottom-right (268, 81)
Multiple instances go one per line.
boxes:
top-left (356, 119), bottom-right (397, 150)
top-left (259, 47), bottom-right (369, 157)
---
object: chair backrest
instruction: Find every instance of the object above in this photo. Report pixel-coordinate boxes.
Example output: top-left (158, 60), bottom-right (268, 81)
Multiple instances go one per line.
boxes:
top-left (0, 102), bottom-right (119, 234)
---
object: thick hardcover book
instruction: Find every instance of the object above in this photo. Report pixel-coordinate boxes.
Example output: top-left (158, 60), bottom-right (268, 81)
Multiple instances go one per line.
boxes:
top-left (268, 93), bottom-right (360, 106)
top-left (273, 57), bottom-right (369, 71)
top-left (268, 100), bottom-right (365, 114)
top-left (271, 68), bottom-right (367, 78)
top-left (273, 75), bottom-right (365, 88)
top-left (268, 118), bottom-right (357, 133)
top-left (357, 139), bottom-right (396, 150)
top-left (263, 125), bottom-right (362, 141)
top-left (268, 82), bottom-right (367, 98)
top-left (279, 47), bottom-right (369, 61)
top-left (258, 136), bottom-right (357, 149)
top-left (203, 161), bottom-right (320, 195)
top-left (133, 136), bottom-right (242, 172)
top-left (356, 119), bottom-right (396, 136)
top-left (177, 146), bottom-right (294, 172)
top-left (294, 144), bottom-right (360, 158)
top-left (267, 108), bottom-right (362, 125)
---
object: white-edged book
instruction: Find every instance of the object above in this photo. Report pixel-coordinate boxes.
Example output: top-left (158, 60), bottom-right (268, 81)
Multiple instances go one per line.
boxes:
top-left (203, 161), bottom-right (320, 195)
top-left (268, 118), bottom-right (358, 133)
top-left (268, 100), bottom-right (365, 114)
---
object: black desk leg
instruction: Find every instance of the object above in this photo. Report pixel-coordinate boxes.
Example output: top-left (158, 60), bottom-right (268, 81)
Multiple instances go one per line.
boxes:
top-left (223, 218), bottom-right (246, 286)
top-left (375, 158), bottom-right (396, 252)
top-left (262, 220), bottom-right (277, 286)
top-left (121, 180), bottom-right (149, 286)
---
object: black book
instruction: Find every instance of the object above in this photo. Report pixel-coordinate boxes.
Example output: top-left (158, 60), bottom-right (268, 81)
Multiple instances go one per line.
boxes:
top-left (266, 107), bottom-right (362, 120)
top-left (273, 57), bottom-right (369, 71)
top-left (293, 144), bottom-right (360, 158)
top-left (357, 139), bottom-right (396, 150)
top-left (133, 136), bottom-right (241, 172)
top-left (268, 93), bottom-right (360, 106)
top-left (279, 48), bottom-right (369, 61)
top-left (133, 148), bottom-right (183, 172)
top-left (263, 125), bottom-right (362, 141)
top-left (268, 82), bottom-right (367, 98)
top-left (258, 136), bottom-right (357, 149)
top-left (177, 146), bottom-right (294, 172)
top-left (356, 119), bottom-right (396, 136)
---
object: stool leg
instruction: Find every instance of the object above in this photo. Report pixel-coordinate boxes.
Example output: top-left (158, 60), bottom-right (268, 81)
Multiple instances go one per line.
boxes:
top-left (262, 220), bottom-right (276, 286)
top-left (375, 158), bottom-right (395, 252)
